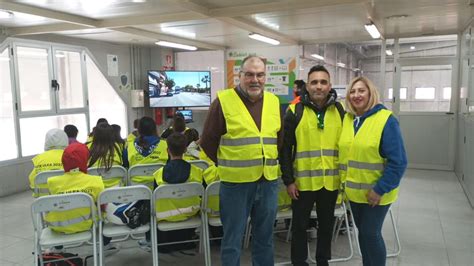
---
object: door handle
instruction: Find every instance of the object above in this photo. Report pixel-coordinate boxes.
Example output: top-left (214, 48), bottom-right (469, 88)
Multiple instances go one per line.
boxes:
top-left (51, 79), bottom-right (60, 91)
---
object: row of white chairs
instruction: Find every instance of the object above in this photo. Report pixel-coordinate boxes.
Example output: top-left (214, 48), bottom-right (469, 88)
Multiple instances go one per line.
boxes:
top-left (32, 181), bottom-right (221, 266)
top-left (33, 160), bottom-right (211, 196)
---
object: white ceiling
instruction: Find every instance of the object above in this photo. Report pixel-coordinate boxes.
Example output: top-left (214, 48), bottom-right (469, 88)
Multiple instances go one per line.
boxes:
top-left (0, 0), bottom-right (472, 50)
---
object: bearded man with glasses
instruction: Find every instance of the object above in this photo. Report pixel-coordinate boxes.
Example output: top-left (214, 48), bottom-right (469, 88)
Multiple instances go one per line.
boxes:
top-left (201, 55), bottom-right (283, 266)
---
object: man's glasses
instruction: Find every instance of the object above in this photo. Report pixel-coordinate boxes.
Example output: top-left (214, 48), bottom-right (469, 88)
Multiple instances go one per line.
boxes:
top-left (241, 71), bottom-right (266, 80)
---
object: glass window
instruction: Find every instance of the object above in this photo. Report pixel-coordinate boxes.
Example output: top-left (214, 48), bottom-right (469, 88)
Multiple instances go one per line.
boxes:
top-left (20, 114), bottom-right (88, 157)
top-left (55, 50), bottom-right (84, 109)
top-left (16, 46), bottom-right (52, 112)
top-left (387, 88), bottom-right (407, 100)
top-left (0, 49), bottom-right (18, 160)
top-left (86, 55), bottom-right (127, 137)
top-left (415, 87), bottom-right (435, 99)
top-left (443, 87), bottom-right (451, 100)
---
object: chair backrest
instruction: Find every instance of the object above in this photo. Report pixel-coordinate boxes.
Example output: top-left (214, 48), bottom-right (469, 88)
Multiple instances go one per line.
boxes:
top-left (88, 165), bottom-right (128, 187)
top-left (128, 163), bottom-right (165, 187)
top-left (31, 192), bottom-right (95, 231)
top-left (188, 160), bottom-right (210, 170)
top-left (98, 185), bottom-right (152, 206)
top-left (34, 169), bottom-right (65, 196)
top-left (153, 182), bottom-right (204, 200)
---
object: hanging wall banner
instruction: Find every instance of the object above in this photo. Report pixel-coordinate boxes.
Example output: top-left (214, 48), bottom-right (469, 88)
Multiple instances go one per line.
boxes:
top-left (226, 46), bottom-right (298, 104)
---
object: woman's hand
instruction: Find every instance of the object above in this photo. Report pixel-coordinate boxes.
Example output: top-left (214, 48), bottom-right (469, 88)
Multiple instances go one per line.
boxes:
top-left (366, 189), bottom-right (381, 207)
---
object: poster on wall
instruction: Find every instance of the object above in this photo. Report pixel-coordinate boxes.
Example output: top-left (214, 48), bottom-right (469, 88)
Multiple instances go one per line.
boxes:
top-left (226, 47), bottom-right (298, 104)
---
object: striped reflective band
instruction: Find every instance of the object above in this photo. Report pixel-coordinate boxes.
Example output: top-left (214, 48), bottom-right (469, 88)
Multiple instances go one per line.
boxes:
top-left (339, 164), bottom-right (347, 171)
top-left (295, 169), bottom-right (339, 178)
top-left (262, 138), bottom-right (277, 145)
top-left (348, 160), bottom-right (384, 171)
top-left (218, 158), bottom-right (278, 167)
top-left (345, 181), bottom-right (373, 190)
top-left (156, 205), bottom-right (200, 219)
top-left (48, 215), bottom-right (90, 227)
top-left (220, 137), bottom-right (259, 146)
top-left (220, 137), bottom-right (277, 146)
top-left (295, 149), bottom-right (338, 159)
top-left (265, 159), bottom-right (278, 166)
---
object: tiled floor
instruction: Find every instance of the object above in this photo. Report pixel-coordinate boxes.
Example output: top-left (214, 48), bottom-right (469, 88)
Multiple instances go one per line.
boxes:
top-left (1, 169), bottom-right (473, 265)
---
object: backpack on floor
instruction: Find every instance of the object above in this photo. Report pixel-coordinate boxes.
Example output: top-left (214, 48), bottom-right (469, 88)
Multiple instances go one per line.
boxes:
top-left (38, 252), bottom-right (83, 266)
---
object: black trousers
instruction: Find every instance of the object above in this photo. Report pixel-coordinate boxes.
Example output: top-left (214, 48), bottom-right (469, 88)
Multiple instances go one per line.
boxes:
top-left (291, 188), bottom-right (338, 266)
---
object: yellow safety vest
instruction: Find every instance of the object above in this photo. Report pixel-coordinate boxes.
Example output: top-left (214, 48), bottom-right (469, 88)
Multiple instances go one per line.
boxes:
top-left (339, 109), bottom-right (398, 205)
top-left (128, 140), bottom-right (168, 187)
top-left (45, 171), bottom-right (104, 234)
top-left (87, 143), bottom-right (124, 188)
top-left (126, 132), bottom-right (137, 144)
top-left (29, 150), bottom-right (64, 197)
top-left (277, 167), bottom-right (291, 211)
top-left (154, 164), bottom-right (203, 222)
top-left (290, 104), bottom-right (342, 191)
top-left (217, 89), bottom-right (281, 183)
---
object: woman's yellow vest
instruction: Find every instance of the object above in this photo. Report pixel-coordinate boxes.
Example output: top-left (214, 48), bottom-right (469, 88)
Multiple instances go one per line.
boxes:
top-left (154, 164), bottom-right (203, 222)
top-left (128, 139), bottom-right (168, 187)
top-left (45, 171), bottom-right (104, 234)
top-left (290, 104), bottom-right (342, 191)
top-left (217, 89), bottom-right (281, 183)
top-left (29, 149), bottom-right (64, 197)
top-left (87, 143), bottom-right (124, 188)
top-left (338, 109), bottom-right (398, 205)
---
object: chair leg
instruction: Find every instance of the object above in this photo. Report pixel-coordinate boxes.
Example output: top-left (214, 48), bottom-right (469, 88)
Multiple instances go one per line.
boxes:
top-left (329, 203), bottom-right (354, 262)
top-left (99, 223), bottom-right (104, 266)
top-left (286, 218), bottom-right (293, 242)
top-left (387, 208), bottom-right (401, 258)
top-left (151, 217), bottom-right (159, 266)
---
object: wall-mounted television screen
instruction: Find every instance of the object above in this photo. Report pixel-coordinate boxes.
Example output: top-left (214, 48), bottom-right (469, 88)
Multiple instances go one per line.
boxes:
top-left (148, 70), bottom-right (211, 108)
top-left (176, 110), bottom-right (193, 123)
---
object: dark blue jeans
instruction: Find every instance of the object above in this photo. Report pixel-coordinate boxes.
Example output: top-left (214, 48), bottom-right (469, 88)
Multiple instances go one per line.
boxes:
top-left (350, 201), bottom-right (391, 266)
top-left (219, 179), bottom-right (279, 266)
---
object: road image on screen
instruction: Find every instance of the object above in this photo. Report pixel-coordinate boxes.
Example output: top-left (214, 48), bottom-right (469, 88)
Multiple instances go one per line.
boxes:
top-left (148, 70), bottom-right (211, 108)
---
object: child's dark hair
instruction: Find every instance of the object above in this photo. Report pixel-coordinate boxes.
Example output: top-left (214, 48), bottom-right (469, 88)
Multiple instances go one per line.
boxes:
top-left (137, 116), bottom-right (157, 150)
top-left (64, 124), bottom-right (78, 138)
top-left (166, 132), bottom-right (187, 157)
top-left (172, 115), bottom-right (186, 133)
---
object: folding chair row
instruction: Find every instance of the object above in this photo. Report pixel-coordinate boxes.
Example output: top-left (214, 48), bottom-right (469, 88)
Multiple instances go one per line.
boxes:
top-left (33, 160), bottom-right (211, 196)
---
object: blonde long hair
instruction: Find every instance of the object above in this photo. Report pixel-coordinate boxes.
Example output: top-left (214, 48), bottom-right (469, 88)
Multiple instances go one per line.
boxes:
top-left (344, 76), bottom-right (381, 115)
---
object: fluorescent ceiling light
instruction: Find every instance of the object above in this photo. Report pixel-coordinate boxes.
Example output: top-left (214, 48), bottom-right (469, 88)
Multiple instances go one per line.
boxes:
top-left (155, 41), bottom-right (197, 51)
top-left (336, 62), bottom-right (346, 68)
top-left (248, 33), bottom-right (280, 45)
top-left (364, 22), bottom-right (381, 39)
top-left (311, 54), bottom-right (324, 61)
top-left (410, 46), bottom-right (416, 50)
top-left (255, 16), bottom-right (280, 30)
top-left (160, 27), bottom-right (196, 39)
top-left (385, 49), bottom-right (393, 56)
top-left (353, 68), bottom-right (360, 72)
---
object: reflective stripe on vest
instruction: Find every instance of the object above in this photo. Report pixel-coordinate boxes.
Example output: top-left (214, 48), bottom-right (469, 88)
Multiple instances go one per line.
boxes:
top-left (295, 149), bottom-right (338, 159)
top-left (339, 164), bottom-right (347, 171)
top-left (345, 181), bottom-right (373, 190)
top-left (348, 160), bottom-right (384, 171)
top-left (156, 205), bottom-right (200, 219)
top-left (47, 215), bottom-right (90, 227)
top-left (295, 169), bottom-right (339, 178)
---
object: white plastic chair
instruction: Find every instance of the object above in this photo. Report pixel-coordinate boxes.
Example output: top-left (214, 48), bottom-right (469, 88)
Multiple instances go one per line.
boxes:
top-left (97, 185), bottom-right (153, 266)
top-left (128, 163), bottom-right (164, 187)
top-left (88, 165), bottom-right (128, 188)
top-left (187, 160), bottom-right (210, 170)
top-left (33, 169), bottom-right (65, 197)
top-left (151, 182), bottom-right (210, 266)
top-left (31, 192), bottom-right (98, 266)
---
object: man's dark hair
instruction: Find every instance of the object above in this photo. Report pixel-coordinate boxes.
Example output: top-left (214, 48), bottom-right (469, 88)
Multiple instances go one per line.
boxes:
top-left (96, 118), bottom-right (108, 125)
top-left (307, 65), bottom-right (330, 79)
top-left (167, 132), bottom-right (187, 157)
top-left (240, 55), bottom-right (266, 71)
top-left (64, 124), bottom-right (78, 138)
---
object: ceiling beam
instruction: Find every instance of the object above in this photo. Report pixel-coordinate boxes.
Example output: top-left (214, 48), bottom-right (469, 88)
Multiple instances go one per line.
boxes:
top-left (176, 0), bottom-right (298, 44)
top-left (0, 1), bottom-right (98, 27)
top-left (114, 27), bottom-right (226, 50)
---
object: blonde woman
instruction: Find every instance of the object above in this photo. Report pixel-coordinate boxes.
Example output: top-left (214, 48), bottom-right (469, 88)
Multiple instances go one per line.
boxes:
top-left (338, 77), bottom-right (407, 266)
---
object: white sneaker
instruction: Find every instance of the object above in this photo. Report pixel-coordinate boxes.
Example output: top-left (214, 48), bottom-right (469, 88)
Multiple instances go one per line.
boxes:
top-left (103, 243), bottom-right (120, 256)
top-left (44, 246), bottom-right (64, 254)
top-left (138, 239), bottom-right (152, 252)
